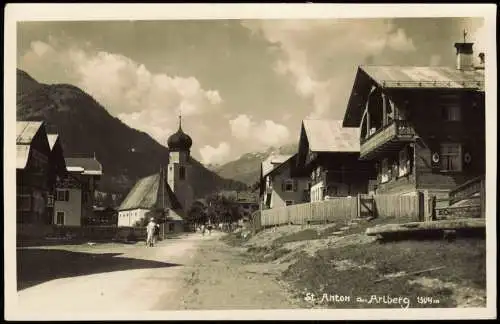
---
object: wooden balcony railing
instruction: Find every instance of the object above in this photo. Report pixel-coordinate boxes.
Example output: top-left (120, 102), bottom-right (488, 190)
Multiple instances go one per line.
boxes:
top-left (360, 120), bottom-right (415, 158)
top-left (449, 176), bottom-right (485, 206)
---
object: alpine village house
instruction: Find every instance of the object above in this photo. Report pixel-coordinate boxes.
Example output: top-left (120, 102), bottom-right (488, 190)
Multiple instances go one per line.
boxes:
top-left (259, 154), bottom-right (310, 209)
top-left (17, 121), bottom-right (66, 225)
top-left (16, 121), bottom-right (103, 228)
top-left (53, 156), bottom-right (103, 226)
top-left (117, 116), bottom-right (194, 233)
top-left (296, 119), bottom-right (377, 202)
top-left (342, 37), bottom-right (485, 213)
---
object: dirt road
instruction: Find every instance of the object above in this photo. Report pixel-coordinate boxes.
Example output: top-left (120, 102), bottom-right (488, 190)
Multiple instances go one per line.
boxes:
top-left (16, 231), bottom-right (295, 314)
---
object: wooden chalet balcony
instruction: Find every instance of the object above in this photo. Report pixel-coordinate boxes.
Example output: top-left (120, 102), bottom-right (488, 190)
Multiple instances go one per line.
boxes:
top-left (360, 120), bottom-right (415, 160)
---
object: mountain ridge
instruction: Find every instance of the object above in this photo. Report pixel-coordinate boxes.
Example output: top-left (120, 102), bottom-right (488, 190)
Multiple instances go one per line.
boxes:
top-left (16, 69), bottom-right (248, 199)
top-left (213, 142), bottom-right (299, 186)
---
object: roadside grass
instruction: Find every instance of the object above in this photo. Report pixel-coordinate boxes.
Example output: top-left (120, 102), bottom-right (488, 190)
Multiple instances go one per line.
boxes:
top-left (282, 237), bottom-right (486, 308)
top-left (221, 232), bottom-right (251, 247)
top-left (273, 225), bottom-right (340, 246)
top-left (245, 246), bottom-right (292, 263)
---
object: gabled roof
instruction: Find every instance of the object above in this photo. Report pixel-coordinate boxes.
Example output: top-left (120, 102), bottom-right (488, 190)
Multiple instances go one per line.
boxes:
top-left (47, 134), bottom-right (59, 150)
top-left (265, 153), bottom-right (297, 178)
top-left (302, 119), bottom-right (360, 153)
top-left (343, 65), bottom-right (485, 127)
top-left (65, 157), bottom-right (103, 175)
top-left (361, 65), bottom-right (484, 90)
top-left (261, 154), bottom-right (294, 178)
top-left (118, 170), bottom-right (183, 212)
top-left (16, 121), bottom-right (48, 170)
top-left (47, 133), bottom-right (67, 174)
top-left (16, 121), bottom-right (44, 145)
top-left (16, 145), bottom-right (31, 169)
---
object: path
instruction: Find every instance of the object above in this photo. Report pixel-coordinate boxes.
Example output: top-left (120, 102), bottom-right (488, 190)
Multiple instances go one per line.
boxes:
top-left (162, 232), bottom-right (297, 310)
top-left (16, 231), bottom-right (295, 314)
top-left (16, 233), bottom-right (201, 313)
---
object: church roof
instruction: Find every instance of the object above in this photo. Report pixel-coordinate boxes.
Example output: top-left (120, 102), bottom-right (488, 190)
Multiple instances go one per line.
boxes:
top-left (118, 168), bottom-right (183, 212)
top-left (167, 116), bottom-right (192, 152)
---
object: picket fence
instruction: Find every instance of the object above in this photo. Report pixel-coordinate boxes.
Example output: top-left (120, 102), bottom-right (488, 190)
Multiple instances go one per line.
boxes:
top-left (251, 193), bottom-right (423, 232)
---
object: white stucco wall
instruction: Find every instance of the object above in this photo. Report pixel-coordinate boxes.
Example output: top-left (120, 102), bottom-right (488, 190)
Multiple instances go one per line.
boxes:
top-left (269, 171), bottom-right (309, 209)
top-left (118, 208), bottom-right (150, 227)
top-left (53, 188), bottom-right (82, 226)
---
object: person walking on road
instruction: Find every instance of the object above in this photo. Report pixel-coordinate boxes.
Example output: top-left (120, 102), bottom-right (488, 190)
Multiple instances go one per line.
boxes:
top-left (153, 222), bottom-right (160, 245)
top-left (146, 217), bottom-right (157, 247)
top-left (207, 223), bottom-right (213, 236)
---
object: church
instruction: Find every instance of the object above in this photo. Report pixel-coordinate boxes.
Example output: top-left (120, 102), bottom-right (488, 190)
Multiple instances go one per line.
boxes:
top-left (117, 116), bottom-right (195, 232)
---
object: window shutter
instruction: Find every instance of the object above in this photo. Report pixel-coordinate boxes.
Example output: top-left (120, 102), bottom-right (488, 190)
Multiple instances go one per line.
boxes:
top-left (281, 180), bottom-right (285, 192)
top-left (65, 190), bottom-right (69, 201)
top-left (462, 143), bottom-right (472, 171)
top-left (293, 179), bottom-right (298, 192)
top-left (428, 139), bottom-right (441, 171)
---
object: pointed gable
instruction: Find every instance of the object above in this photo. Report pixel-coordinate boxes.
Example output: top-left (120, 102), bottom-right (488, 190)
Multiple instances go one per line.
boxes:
top-left (118, 167), bottom-right (183, 213)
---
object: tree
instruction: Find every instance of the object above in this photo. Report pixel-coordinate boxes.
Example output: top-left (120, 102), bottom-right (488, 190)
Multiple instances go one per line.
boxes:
top-left (186, 202), bottom-right (207, 226)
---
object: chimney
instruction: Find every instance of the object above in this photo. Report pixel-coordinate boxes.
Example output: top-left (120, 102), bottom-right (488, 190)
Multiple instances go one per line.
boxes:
top-left (454, 30), bottom-right (474, 71)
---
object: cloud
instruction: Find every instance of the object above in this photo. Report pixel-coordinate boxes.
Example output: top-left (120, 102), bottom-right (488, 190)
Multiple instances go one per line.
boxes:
top-left (199, 142), bottom-right (231, 165)
top-left (229, 114), bottom-right (252, 140)
top-left (429, 54), bottom-right (442, 66)
top-left (117, 110), bottom-right (173, 146)
top-left (242, 19), bottom-right (417, 119)
top-left (229, 114), bottom-right (291, 148)
top-left (19, 38), bottom-right (223, 146)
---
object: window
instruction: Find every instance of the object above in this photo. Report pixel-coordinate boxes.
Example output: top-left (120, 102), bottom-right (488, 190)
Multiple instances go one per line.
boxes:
top-left (380, 159), bottom-right (390, 183)
top-left (168, 223), bottom-right (174, 231)
top-left (56, 189), bottom-right (69, 201)
top-left (17, 194), bottom-right (32, 211)
top-left (283, 179), bottom-right (295, 192)
top-left (56, 211), bottom-right (65, 225)
top-left (442, 106), bottom-right (461, 121)
top-left (285, 200), bottom-right (294, 206)
top-left (398, 147), bottom-right (410, 177)
top-left (440, 143), bottom-right (462, 172)
top-left (179, 166), bottom-right (186, 180)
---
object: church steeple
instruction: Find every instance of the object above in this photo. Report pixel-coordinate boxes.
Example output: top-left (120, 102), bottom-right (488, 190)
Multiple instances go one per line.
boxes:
top-left (167, 113), bottom-right (192, 152)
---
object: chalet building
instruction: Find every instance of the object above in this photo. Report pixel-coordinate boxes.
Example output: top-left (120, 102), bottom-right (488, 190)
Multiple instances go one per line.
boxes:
top-left (296, 119), bottom-right (377, 202)
top-left (342, 39), bottom-right (485, 206)
top-left (16, 121), bottom-right (54, 224)
top-left (259, 154), bottom-right (309, 209)
top-left (117, 116), bottom-right (194, 232)
top-left (53, 156), bottom-right (103, 226)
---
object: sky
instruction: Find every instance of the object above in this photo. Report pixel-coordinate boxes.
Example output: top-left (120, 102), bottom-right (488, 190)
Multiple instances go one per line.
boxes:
top-left (17, 17), bottom-right (488, 165)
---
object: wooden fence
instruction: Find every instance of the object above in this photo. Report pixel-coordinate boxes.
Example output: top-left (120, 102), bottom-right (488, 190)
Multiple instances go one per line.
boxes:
top-left (373, 193), bottom-right (422, 223)
top-left (17, 224), bottom-right (147, 243)
top-left (251, 193), bottom-right (423, 232)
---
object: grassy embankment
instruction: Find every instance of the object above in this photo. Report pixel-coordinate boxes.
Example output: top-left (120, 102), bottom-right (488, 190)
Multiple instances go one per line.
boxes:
top-left (223, 218), bottom-right (486, 308)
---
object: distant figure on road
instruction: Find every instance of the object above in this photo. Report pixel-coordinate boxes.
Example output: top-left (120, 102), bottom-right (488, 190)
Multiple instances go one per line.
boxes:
top-left (206, 223), bottom-right (213, 236)
top-left (146, 217), bottom-right (157, 247)
top-left (201, 224), bottom-right (206, 236)
top-left (153, 223), bottom-right (160, 245)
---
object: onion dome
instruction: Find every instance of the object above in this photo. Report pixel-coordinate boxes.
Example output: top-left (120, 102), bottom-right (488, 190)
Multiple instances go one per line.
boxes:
top-left (167, 115), bottom-right (192, 152)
